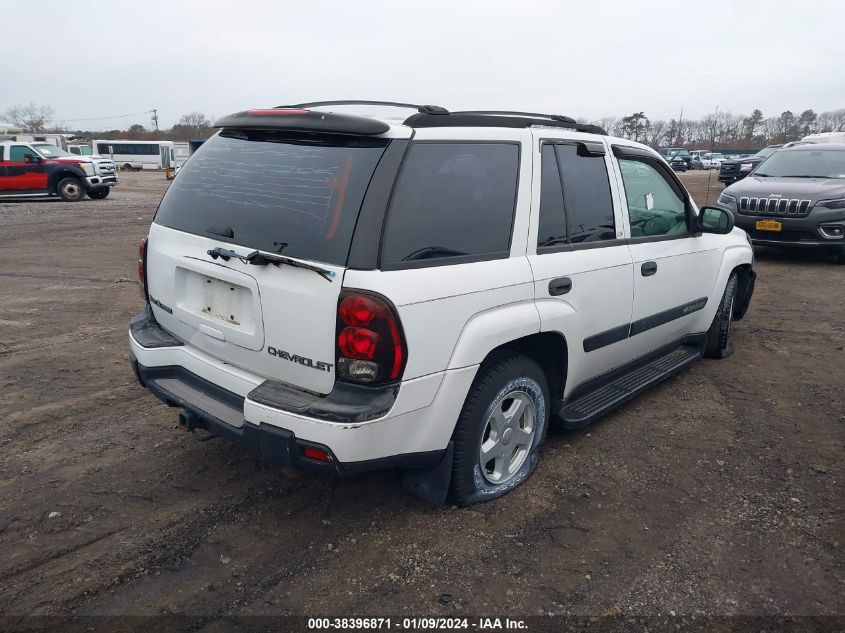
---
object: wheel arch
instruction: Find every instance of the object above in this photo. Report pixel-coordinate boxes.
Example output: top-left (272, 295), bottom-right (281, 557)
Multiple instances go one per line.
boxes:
top-left (447, 302), bottom-right (569, 410)
top-left (48, 167), bottom-right (85, 192)
top-left (694, 243), bottom-right (754, 331)
top-left (732, 262), bottom-right (756, 320)
top-left (496, 331), bottom-right (569, 410)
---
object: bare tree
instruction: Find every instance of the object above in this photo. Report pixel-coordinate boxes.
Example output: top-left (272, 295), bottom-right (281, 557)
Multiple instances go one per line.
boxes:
top-left (170, 112), bottom-right (213, 141)
top-left (644, 119), bottom-right (668, 147)
top-left (595, 116), bottom-right (620, 136)
top-left (817, 108), bottom-right (845, 132)
top-left (2, 102), bottom-right (55, 131)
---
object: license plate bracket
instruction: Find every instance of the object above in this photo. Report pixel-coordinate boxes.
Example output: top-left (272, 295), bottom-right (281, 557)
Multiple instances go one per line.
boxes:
top-left (202, 276), bottom-right (243, 324)
top-left (756, 219), bottom-right (782, 232)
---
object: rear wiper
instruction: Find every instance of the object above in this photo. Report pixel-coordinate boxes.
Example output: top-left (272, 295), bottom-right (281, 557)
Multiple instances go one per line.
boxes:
top-left (206, 246), bottom-right (336, 282)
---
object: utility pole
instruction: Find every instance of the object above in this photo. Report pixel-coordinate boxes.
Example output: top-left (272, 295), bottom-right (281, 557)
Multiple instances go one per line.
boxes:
top-left (151, 109), bottom-right (159, 133)
top-left (676, 107), bottom-right (683, 146)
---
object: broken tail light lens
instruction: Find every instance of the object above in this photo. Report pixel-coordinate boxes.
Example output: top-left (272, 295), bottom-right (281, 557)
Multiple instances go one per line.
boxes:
top-left (336, 291), bottom-right (406, 384)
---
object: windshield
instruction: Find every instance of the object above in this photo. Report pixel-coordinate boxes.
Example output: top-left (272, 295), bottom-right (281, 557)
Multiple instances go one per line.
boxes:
top-left (32, 143), bottom-right (71, 158)
top-left (154, 130), bottom-right (389, 266)
top-left (77, 146), bottom-right (93, 155)
top-left (753, 148), bottom-right (845, 178)
top-left (755, 146), bottom-right (778, 159)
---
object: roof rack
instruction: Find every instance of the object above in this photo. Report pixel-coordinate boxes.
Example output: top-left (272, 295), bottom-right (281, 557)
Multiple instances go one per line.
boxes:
top-left (225, 102), bottom-right (606, 136)
top-left (404, 111), bottom-right (606, 135)
top-left (284, 100), bottom-right (449, 115)
top-left (451, 110), bottom-right (577, 124)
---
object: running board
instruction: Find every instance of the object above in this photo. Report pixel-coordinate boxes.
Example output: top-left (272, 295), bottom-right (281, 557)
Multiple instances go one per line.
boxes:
top-left (559, 343), bottom-right (702, 428)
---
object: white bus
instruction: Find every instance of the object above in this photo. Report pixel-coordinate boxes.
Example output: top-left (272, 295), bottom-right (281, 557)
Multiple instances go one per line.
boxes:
top-left (92, 139), bottom-right (176, 170)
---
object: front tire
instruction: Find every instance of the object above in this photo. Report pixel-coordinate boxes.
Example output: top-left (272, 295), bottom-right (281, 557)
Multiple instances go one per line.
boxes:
top-left (56, 177), bottom-right (85, 202)
top-left (87, 188), bottom-right (110, 200)
top-left (450, 353), bottom-right (549, 506)
top-left (705, 273), bottom-right (738, 359)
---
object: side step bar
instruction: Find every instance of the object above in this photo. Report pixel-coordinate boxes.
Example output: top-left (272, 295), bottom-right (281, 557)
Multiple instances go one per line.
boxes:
top-left (559, 343), bottom-right (703, 428)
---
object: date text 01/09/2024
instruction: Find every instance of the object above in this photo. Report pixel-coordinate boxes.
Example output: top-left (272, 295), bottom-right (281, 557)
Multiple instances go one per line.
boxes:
top-left (306, 617), bottom-right (528, 630)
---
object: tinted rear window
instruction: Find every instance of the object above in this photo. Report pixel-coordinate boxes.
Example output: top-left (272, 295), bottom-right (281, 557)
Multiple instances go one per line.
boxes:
top-left (380, 142), bottom-right (519, 267)
top-left (154, 131), bottom-right (389, 266)
top-left (555, 144), bottom-right (615, 243)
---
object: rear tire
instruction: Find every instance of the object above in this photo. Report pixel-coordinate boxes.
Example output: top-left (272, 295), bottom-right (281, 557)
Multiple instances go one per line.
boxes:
top-left (87, 188), bottom-right (110, 200)
top-left (705, 273), bottom-right (738, 359)
top-left (56, 177), bottom-right (85, 202)
top-left (450, 352), bottom-right (549, 506)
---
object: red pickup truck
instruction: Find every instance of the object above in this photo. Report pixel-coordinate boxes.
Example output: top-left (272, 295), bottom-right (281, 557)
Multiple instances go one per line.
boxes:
top-left (0, 141), bottom-right (118, 201)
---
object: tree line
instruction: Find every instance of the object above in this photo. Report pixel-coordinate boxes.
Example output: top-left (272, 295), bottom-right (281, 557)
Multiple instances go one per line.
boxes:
top-left (586, 108), bottom-right (845, 149)
top-left (4, 101), bottom-right (844, 149)
top-left (1, 103), bottom-right (214, 142)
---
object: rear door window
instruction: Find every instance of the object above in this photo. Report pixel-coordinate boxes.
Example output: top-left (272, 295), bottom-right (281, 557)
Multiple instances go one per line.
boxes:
top-left (154, 131), bottom-right (389, 266)
top-left (555, 144), bottom-right (616, 243)
top-left (380, 142), bottom-right (519, 267)
top-left (537, 144), bottom-right (567, 247)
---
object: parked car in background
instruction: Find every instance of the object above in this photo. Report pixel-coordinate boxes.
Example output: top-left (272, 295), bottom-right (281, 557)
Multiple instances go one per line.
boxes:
top-left (664, 153), bottom-right (688, 172)
top-left (719, 143), bottom-right (845, 263)
top-left (658, 147), bottom-right (691, 169)
top-left (700, 153), bottom-right (726, 169)
top-left (129, 102), bottom-right (755, 505)
top-left (719, 145), bottom-right (783, 185)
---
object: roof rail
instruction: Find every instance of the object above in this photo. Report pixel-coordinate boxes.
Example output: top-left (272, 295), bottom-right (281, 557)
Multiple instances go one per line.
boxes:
top-left (450, 110), bottom-right (577, 124)
top-left (283, 100), bottom-right (449, 115)
top-left (403, 112), bottom-right (607, 135)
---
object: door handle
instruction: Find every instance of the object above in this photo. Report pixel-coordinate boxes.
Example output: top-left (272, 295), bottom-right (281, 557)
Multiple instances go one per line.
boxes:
top-left (548, 277), bottom-right (572, 296)
top-left (641, 261), bottom-right (658, 277)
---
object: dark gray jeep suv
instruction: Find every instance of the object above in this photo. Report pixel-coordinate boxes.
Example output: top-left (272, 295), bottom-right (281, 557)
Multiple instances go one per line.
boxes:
top-left (718, 144), bottom-right (845, 261)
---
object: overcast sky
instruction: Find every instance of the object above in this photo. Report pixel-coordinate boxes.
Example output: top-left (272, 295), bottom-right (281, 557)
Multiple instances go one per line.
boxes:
top-left (4, 0), bottom-right (844, 129)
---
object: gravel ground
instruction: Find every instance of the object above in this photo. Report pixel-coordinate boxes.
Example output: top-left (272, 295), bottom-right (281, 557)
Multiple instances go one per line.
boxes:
top-left (0, 170), bottom-right (842, 627)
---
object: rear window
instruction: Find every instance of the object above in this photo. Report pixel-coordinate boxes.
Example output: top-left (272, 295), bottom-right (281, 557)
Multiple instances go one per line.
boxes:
top-left (154, 131), bottom-right (389, 266)
top-left (380, 142), bottom-right (519, 267)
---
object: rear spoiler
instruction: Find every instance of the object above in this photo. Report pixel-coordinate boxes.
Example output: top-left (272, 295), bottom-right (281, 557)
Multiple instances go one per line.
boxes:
top-left (213, 108), bottom-right (390, 136)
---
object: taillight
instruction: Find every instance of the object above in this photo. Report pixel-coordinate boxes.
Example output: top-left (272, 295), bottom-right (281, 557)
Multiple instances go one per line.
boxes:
top-left (138, 237), bottom-right (148, 302)
top-left (336, 290), bottom-right (406, 384)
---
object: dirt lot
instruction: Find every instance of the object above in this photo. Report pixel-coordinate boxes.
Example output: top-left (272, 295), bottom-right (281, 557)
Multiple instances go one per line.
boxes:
top-left (0, 170), bottom-right (843, 624)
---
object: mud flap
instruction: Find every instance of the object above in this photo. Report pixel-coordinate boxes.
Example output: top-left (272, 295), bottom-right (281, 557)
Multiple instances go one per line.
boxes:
top-left (401, 441), bottom-right (454, 504)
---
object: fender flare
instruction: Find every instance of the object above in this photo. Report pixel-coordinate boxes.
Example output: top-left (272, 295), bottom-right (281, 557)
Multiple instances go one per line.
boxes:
top-left (47, 165), bottom-right (86, 192)
top-left (446, 301), bottom-right (541, 370)
top-left (693, 243), bottom-right (754, 331)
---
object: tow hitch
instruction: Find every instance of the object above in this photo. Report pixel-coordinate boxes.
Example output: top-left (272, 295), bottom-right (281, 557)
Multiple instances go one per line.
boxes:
top-left (178, 410), bottom-right (218, 442)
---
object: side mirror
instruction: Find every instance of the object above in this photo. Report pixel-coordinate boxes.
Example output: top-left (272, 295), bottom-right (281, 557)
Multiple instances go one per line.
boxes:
top-left (698, 206), bottom-right (734, 234)
top-left (24, 154), bottom-right (40, 164)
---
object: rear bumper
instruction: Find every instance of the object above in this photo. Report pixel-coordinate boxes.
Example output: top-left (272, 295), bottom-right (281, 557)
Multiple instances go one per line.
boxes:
top-left (129, 356), bottom-right (444, 474)
top-left (128, 312), bottom-right (476, 469)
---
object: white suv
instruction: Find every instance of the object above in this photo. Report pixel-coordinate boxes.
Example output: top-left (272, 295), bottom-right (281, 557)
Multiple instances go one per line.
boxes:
top-left (129, 102), bottom-right (756, 505)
